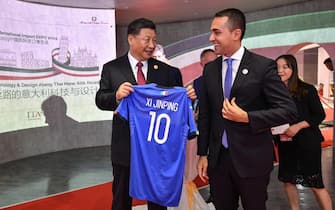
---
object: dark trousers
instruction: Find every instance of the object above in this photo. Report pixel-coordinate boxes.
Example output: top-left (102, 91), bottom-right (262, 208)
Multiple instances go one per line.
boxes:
top-left (111, 163), bottom-right (167, 210)
top-left (208, 146), bottom-right (270, 210)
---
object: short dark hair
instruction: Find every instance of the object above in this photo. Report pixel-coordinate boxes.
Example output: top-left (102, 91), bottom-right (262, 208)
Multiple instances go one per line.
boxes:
top-left (324, 57), bottom-right (332, 64)
top-left (200, 49), bottom-right (215, 60)
top-left (215, 8), bottom-right (246, 40)
top-left (127, 18), bottom-right (156, 35)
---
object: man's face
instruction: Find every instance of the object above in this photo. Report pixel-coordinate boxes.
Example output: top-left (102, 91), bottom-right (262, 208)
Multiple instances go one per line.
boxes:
top-left (128, 28), bottom-right (157, 61)
top-left (209, 16), bottom-right (241, 57)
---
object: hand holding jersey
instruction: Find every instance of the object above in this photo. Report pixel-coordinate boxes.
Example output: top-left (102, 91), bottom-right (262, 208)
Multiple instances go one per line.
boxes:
top-left (116, 82), bottom-right (134, 101)
top-left (116, 84), bottom-right (198, 206)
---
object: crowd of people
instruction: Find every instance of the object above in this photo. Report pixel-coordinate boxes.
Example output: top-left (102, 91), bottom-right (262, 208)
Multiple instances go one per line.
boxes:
top-left (95, 7), bottom-right (333, 210)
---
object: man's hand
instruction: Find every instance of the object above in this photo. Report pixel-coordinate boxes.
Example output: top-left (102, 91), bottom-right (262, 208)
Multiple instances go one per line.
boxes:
top-left (116, 82), bottom-right (134, 101)
top-left (197, 156), bottom-right (209, 182)
top-left (186, 85), bottom-right (197, 101)
top-left (222, 97), bottom-right (249, 123)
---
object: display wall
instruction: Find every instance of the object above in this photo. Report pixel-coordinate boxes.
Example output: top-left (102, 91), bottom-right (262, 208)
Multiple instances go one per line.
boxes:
top-left (0, 0), bottom-right (116, 163)
top-left (1, 0), bottom-right (334, 164)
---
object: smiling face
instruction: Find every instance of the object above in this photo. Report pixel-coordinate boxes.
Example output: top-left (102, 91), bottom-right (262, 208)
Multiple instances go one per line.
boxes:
top-left (128, 28), bottom-right (157, 61)
top-left (209, 16), bottom-right (242, 57)
top-left (276, 58), bottom-right (293, 85)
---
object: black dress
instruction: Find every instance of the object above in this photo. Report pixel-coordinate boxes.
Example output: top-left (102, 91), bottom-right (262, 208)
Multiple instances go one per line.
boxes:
top-left (277, 82), bottom-right (326, 188)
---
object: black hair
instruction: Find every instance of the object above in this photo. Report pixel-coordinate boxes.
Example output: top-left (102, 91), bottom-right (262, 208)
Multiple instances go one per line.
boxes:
top-left (127, 18), bottom-right (156, 35)
top-left (215, 8), bottom-right (246, 40)
top-left (276, 54), bottom-right (307, 99)
top-left (200, 49), bottom-right (215, 60)
top-left (323, 57), bottom-right (332, 64)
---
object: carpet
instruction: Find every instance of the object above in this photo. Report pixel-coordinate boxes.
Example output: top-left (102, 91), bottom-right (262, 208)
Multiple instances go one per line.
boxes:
top-left (0, 182), bottom-right (145, 210)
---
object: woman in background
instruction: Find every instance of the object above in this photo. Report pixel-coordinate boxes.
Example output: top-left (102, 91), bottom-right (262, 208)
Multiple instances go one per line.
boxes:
top-left (275, 54), bottom-right (333, 210)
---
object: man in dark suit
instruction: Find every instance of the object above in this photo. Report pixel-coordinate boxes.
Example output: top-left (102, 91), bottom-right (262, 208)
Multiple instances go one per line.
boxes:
top-left (192, 48), bottom-right (217, 203)
top-left (193, 48), bottom-right (217, 100)
top-left (196, 8), bottom-right (297, 210)
top-left (95, 18), bottom-right (195, 210)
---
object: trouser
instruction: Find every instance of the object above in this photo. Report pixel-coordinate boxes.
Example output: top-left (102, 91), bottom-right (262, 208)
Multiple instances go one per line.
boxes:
top-left (209, 146), bottom-right (270, 210)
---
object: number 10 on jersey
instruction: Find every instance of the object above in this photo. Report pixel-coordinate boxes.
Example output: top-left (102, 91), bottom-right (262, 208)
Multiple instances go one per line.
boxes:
top-left (147, 111), bottom-right (171, 144)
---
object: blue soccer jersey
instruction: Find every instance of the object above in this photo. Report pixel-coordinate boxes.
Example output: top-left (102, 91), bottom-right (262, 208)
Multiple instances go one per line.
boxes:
top-left (116, 83), bottom-right (198, 207)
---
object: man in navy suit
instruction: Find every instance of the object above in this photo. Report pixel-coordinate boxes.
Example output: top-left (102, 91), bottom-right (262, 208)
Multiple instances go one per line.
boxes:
top-left (196, 8), bottom-right (297, 210)
top-left (193, 48), bottom-right (217, 102)
top-left (95, 18), bottom-right (196, 210)
top-left (193, 48), bottom-right (217, 203)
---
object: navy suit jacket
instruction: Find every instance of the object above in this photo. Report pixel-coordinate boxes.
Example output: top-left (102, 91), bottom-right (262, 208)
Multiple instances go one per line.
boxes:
top-left (193, 76), bottom-right (203, 101)
top-left (96, 54), bottom-right (183, 166)
top-left (197, 49), bottom-right (297, 177)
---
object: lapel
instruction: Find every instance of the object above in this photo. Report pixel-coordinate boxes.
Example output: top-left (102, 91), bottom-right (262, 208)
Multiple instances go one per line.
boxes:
top-left (230, 49), bottom-right (251, 97)
top-left (147, 58), bottom-right (159, 84)
top-left (215, 56), bottom-right (224, 101)
top-left (119, 55), bottom-right (136, 84)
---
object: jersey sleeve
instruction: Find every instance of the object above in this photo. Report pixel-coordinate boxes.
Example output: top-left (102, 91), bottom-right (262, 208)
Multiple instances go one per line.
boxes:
top-left (187, 97), bottom-right (199, 139)
top-left (115, 97), bottom-right (129, 121)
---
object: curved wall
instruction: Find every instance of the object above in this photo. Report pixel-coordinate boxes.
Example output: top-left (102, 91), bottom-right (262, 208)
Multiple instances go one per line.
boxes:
top-left (0, 1), bottom-right (115, 164)
top-left (1, 0), bottom-right (334, 163)
top-left (116, 0), bottom-right (335, 57)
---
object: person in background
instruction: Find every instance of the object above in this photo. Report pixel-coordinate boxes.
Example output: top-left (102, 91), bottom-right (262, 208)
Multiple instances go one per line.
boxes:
top-left (95, 17), bottom-right (196, 210)
top-left (323, 57), bottom-right (333, 71)
top-left (152, 44), bottom-right (170, 64)
top-left (197, 8), bottom-right (297, 210)
top-left (193, 49), bottom-right (217, 100)
top-left (323, 57), bottom-right (334, 97)
top-left (192, 48), bottom-right (217, 203)
top-left (151, 44), bottom-right (209, 210)
top-left (318, 83), bottom-right (324, 96)
top-left (276, 54), bottom-right (333, 210)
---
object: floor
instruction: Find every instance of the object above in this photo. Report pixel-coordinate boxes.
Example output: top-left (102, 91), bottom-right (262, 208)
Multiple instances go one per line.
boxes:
top-left (0, 146), bottom-right (334, 209)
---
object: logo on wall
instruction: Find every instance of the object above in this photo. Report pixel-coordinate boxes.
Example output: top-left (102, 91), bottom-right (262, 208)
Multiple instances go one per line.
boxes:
top-left (0, 36), bottom-right (99, 80)
top-left (80, 16), bottom-right (108, 25)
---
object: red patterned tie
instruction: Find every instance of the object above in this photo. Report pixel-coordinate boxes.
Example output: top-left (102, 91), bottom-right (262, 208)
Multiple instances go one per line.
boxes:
top-left (136, 62), bottom-right (146, 85)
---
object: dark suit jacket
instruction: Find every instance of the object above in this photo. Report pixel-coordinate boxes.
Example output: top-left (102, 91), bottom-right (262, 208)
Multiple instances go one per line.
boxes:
top-left (193, 76), bottom-right (203, 101)
top-left (292, 82), bottom-right (325, 148)
top-left (95, 54), bottom-right (183, 166)
top-left (197, 49), bottom-right (297, 178)
top-left (193, 76), bottom-right (203, 111)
